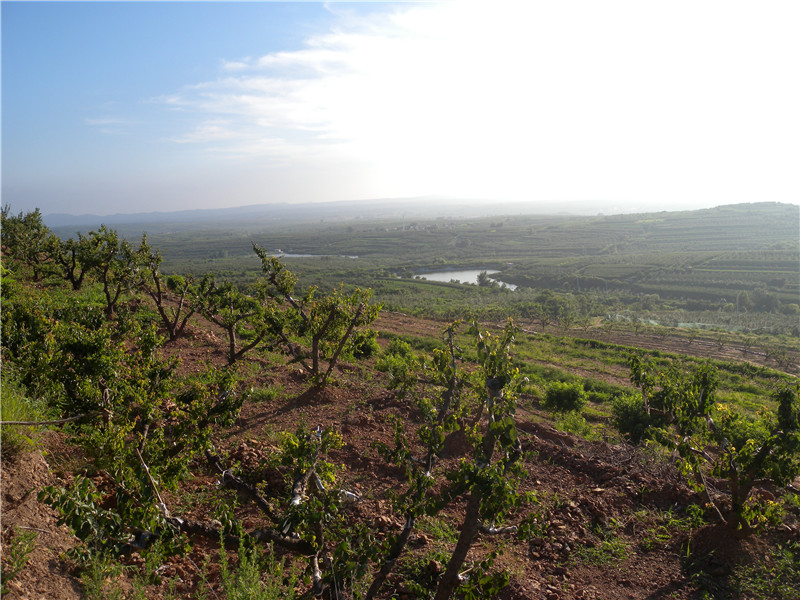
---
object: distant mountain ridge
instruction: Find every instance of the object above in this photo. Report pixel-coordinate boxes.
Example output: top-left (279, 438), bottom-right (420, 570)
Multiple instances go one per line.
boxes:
top-left (42, 197), bottom-right (689, 230)
top-left (43, 199), bottom-right (799, 240)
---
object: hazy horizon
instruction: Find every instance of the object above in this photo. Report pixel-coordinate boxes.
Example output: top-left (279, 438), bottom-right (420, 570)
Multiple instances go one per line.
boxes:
top-left (4, 1), bottom-right (799, 216)
top-left (40, 195), bottom-right (735, 220)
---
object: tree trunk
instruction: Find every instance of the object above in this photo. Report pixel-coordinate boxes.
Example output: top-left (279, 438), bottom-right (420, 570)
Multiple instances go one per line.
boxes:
top-left (434, 400), bottom-right (499, 600)
top-left (433, 490), bottom-right (483, 600)
top-left (365, 517), bottom-right (415, 600)
top-left (729, 476), bottom-right (753, 535)
top-left (227, 326), bottom-right (237, 365)
top-left (311, 336), bottom-right (320, 375)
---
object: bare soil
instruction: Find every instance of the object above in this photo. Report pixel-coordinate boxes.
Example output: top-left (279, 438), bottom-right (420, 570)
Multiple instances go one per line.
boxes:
top-left (2, 312), bottom-right (798, 600)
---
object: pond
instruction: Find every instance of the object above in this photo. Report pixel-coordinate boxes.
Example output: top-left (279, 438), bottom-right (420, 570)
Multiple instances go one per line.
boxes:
top-left (271, 249), bottom-right (358, 259)
top-left (417, 269), bottom-right (517, 290)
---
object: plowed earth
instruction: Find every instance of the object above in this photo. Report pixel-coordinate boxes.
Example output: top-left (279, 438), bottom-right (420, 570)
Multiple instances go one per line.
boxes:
top-left (2, 312), bottom-right (798, 600)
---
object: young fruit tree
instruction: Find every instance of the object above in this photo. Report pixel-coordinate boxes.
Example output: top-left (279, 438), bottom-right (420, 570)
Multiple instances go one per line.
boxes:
top-left (433, 320), bottom-right (528, 600)
top-left (88, 225), bottom-right (143, 318)
top-left (373, 320), bottom-right (530, 600)
top-left (136, 235), bottom-right (196, 341)
top-left (626, 356), bottom-right (800, 534)
top-left (253, 245), bottom-right (381, 387)
top-left (368, 324), bottom-right (468, 599)
top-left (0, 207), bottom-right (55, 281)
top-left (192, 276), bottom-right (276, 365)
top-left (48, 232), bottom-right (99, 291)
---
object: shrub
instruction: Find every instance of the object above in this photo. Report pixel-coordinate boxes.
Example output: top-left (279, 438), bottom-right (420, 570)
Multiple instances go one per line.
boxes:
top-left (611, 393), bottom-right (662, 444)
top-left (542, 381), bottom-right (586, 413)
top-left (555, 411), bottom-right (594, 439)
top-left (375, 339), bottom-right (420, 397)
top-left (348, 328), bottom-right (381, 359)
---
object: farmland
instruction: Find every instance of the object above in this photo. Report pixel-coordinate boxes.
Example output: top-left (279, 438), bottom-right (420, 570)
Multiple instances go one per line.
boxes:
top-left (3, 201), bottom-right (799, 600)
top-left (128, 202), bottom-right (799, 319)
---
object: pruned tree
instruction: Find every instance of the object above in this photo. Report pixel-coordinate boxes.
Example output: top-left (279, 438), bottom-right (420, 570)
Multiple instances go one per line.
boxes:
top-left (136, 235), bottom-right (195, 341)
top-left (710, 384), bottom-right (799, 532)
top-left (48, 232), bottom-right (99, 291)
top-left (89, 225), bottom-right (142, 318)
top-left (368, 323), bottom-right (466, 599)
top-left (372, 321), bottom-right (529, 600)
top-left (626, 357), bottom-right (800, 534)
top-left (628, 353), bottom-right (656, 415)
top-left (192, 276), bottom-right (275, 365)
top-left (433, 320), bottom-right (526, 600)
top-left (254, 245), bottom-right (381, 387)
top-left (1, 206), bottom-right (55, 281)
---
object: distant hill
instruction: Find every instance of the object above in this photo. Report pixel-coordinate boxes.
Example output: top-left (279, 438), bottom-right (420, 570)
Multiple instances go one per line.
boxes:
top-left (44, 197), bottom-right (662, 232)
top-left (45, 201), bottom-right (799, 259)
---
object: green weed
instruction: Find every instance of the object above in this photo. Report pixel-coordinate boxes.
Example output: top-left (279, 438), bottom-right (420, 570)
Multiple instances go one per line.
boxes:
top-left (574, 522), bottom-right (630, 566)
top-left (219, 539), bottom-right (299, 600)
top-left (249, 383), bottom-right (284, 404)
top-left (0, 373), bottom-right (51, 455)
top-left (79, 555), bottom-right (125, 600)
top-left (417, 516), bottom-right (459, 544)
top-left (732, 540), bottom-right (800, 600)
top-left (0, 528), bottom-right (38, 595)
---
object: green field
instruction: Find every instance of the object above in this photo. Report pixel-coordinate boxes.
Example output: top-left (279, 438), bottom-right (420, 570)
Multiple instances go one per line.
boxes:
top-left (48, 202), bottom-right (800, 339)
top-left (119, 202), bottom-right (798, 335)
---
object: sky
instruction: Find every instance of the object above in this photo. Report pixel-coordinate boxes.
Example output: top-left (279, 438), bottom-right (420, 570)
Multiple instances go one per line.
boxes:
top-left (2, 1), bottom-right (799, 217)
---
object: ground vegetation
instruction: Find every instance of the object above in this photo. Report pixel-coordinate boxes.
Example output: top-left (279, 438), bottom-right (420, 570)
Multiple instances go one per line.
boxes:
top-left (2, 204), bottom-right (798, 600)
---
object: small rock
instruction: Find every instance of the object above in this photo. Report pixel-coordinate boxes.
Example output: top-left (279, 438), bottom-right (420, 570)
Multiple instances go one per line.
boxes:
top-left (427, 559), bottom-right (442, 575)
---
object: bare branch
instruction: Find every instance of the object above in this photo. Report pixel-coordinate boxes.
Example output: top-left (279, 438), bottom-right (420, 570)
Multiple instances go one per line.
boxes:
top-left (478, 523), bottom-right (518, 535)
top-left (1, 411), bottom-right (102, 426)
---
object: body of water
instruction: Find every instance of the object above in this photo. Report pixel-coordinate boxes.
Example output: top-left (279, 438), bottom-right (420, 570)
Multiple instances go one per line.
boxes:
top-left (417, 269), bottom-right (517, 290)
top-left (272, 250), bottom-right (358, 259)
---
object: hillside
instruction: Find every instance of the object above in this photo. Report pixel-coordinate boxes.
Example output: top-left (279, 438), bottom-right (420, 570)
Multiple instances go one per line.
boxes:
top-left (145, 202), bottom-right (800, 314)
top-left (2, 202), bottom-right (799, 600)
top-left (2, 308), bottom-right (799, 600)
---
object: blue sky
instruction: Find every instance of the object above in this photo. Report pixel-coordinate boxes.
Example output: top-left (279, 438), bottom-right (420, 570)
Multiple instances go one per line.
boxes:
top-left (3, 1), bottom-right (799, 216)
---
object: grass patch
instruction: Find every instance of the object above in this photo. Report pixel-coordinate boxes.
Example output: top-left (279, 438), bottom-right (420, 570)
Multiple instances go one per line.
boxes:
top-left (573, 522), bottom-right (630, 566)
top-left (731, 540), bottom-right (800, 600)
top-left (417, 516), bottom-right (459, 545)
top-left (249, 383), bottom-right (284, 404)
top-left (0, 372), bottom-right (51, 455)
top-left (553, 412), bottom-right (598, 441)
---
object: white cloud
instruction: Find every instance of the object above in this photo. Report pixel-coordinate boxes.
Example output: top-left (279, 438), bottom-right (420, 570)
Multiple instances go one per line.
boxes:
top-left (160, 1), bottom-right (800, 206)
top-left (85, 116), bottom-right (131, 135)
